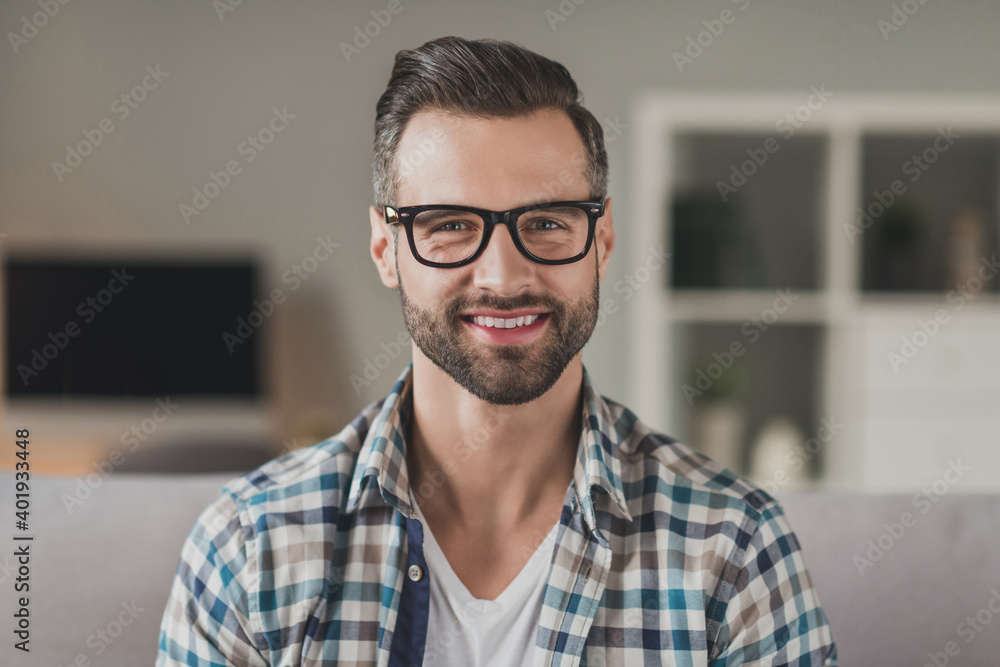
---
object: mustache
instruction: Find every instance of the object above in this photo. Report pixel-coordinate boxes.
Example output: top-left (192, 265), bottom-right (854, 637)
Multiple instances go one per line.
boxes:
top-left (447, 294), bottom-right (561, 317)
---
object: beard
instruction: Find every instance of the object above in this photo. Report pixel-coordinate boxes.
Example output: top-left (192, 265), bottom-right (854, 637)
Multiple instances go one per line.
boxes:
top-left (396, 254), bottom-right (600, 406)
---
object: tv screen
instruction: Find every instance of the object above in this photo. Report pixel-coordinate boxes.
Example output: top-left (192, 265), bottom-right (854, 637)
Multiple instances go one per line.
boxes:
top-left (5, 256), bottom-right (261, 398)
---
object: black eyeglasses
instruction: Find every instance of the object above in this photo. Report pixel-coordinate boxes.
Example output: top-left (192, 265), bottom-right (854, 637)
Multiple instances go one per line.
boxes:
top-left (382, 200), bottom-right (605, 268)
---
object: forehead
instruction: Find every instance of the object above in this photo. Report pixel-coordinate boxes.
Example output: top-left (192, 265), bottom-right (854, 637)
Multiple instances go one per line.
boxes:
top-left (394, 107), bottom-right (590, 210)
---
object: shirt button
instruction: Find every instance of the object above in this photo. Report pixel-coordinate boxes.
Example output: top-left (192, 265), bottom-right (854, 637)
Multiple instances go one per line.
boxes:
top-left (408, 564), bottom-right (424, 582)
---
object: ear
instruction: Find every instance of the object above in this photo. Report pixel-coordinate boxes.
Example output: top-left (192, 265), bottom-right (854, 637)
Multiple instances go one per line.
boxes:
top-left (596, 196), bottom-right (615, 282)
top-left (369, 205), bottom-right (399, 289)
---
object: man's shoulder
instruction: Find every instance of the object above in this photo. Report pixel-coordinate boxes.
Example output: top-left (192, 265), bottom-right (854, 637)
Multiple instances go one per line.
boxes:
top-left (605, 396), bottom-right (777, 519)
top-left (214, 399), bottom-right (384, 513)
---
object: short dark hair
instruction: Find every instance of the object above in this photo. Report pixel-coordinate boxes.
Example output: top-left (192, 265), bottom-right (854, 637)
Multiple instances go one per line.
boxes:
top-left (372, 36), bottom-right (608, 208)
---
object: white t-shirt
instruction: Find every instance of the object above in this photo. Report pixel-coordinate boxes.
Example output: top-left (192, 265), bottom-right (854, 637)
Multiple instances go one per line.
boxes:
top-left (412, 495), bottom-right (559, 667)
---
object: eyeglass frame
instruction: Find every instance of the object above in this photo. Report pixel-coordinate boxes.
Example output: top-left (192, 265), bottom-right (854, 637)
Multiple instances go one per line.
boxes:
top-left (381, 199), bottom-right (607, 268)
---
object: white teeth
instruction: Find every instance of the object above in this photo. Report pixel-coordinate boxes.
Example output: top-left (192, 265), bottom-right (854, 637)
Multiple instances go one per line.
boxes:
top-left (471, 314), bottom-right (540, 329)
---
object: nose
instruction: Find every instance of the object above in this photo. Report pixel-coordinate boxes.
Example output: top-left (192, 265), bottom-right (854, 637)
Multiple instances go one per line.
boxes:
top-left (471, 221), bottom-right (534, 291)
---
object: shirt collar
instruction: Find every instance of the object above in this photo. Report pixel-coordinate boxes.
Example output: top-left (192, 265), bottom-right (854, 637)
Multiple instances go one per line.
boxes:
top-left (344, 361), bottom-right (633, 529)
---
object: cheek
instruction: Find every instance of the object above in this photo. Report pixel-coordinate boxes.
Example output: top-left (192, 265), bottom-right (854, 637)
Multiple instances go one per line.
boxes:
top-left (399, 263), bottom-right (469, 308)
top-left (560, 266), bottom-right (598, 296)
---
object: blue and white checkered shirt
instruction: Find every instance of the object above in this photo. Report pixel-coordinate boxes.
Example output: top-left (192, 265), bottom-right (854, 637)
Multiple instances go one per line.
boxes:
top-left (157, 361), bottom-right (837, 666)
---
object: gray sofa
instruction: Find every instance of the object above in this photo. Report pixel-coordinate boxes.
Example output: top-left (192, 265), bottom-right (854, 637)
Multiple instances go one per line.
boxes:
top-left (0, 471), bottom-right (997, 665)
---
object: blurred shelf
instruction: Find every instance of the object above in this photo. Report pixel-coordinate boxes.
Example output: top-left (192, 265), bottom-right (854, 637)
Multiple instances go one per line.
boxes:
top-left (860, 292), bottom-right (1000, 307)
top-left (666, 290), bottom-right (828, 324)
top-left (631, 93), bottom-right (1000, 492)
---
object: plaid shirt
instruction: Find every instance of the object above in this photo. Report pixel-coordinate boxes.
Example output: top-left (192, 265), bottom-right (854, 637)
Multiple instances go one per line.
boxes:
top-left (157, 361), bottom-right (838, 666)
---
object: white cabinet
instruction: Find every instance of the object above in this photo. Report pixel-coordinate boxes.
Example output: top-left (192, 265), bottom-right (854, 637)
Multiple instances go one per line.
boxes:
top-left (629, 93), bottom-right (1000, 491)
top-left (859, 304), bottom-right (1000, 491)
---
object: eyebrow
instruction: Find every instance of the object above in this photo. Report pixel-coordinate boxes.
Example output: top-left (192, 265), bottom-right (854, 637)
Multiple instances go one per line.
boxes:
top-left (411, 200), bottom-right (592, 215)
top-left (410, 209), bottom-right (483, 223)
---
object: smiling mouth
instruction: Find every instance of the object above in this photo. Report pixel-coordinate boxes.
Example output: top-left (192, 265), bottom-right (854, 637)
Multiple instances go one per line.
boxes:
top-left (460, 313), bottom-right (548, 329)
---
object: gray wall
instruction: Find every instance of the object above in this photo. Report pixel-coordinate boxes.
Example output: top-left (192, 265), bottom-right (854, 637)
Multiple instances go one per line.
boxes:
top-left (3, 0), bottom-right (998, 446)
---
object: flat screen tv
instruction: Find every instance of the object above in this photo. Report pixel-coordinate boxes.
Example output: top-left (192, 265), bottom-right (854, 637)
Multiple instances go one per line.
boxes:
top-left (5, 256), bottom-right (261, 398)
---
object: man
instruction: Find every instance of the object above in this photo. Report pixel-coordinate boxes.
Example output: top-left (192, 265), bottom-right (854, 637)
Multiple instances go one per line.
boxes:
top-left (157, 36), bottom-right (838, 666)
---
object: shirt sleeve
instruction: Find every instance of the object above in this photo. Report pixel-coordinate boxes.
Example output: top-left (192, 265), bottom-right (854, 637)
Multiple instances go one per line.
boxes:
top-left (156, 491), bottom-right (269, 667)
top-left (709, 500), bottom-right (838, 666)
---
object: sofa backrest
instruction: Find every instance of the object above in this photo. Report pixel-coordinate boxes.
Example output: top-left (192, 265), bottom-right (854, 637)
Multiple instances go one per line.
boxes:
top-left (0, 471), bottom-right (234, 665)
top-left (0, 472), bottom-right (996, 665)
top-left (778, 489), bottom-right (1000, 666)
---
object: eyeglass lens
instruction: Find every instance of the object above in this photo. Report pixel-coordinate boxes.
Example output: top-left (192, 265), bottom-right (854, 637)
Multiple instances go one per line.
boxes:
top-left (410, 206), bottom-right (589, 264)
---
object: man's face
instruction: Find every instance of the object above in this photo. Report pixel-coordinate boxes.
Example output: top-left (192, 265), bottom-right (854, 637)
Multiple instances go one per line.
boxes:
top-left (372, 107), bottom-right (614, 406)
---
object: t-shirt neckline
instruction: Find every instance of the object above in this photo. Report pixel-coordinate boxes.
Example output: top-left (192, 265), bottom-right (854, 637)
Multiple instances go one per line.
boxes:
top-left (410, 493), bottom-right (559, 613)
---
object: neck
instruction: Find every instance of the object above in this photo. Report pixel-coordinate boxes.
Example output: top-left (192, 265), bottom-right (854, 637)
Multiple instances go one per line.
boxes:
top-left (406, 351), bottom-right (581, 529)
